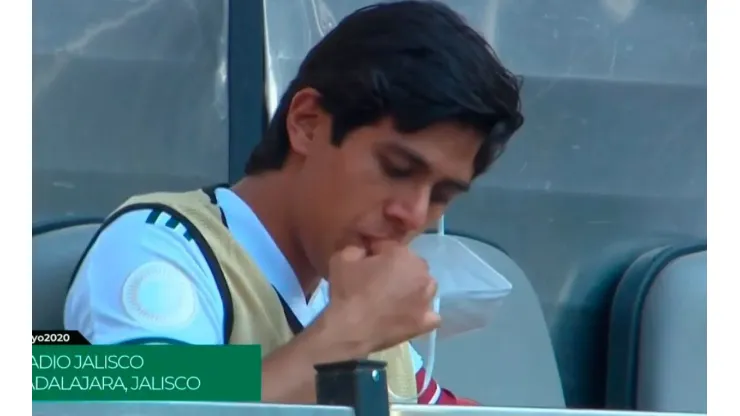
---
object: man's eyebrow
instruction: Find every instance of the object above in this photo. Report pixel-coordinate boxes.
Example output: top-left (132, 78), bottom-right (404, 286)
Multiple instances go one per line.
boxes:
top-left (385, 143), bottom-right (471, 192)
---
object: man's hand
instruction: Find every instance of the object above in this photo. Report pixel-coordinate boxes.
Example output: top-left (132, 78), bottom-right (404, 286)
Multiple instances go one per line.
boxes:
top-left (322, 241), bottom-right (441, 354)
top-left (262, 241), bottom-right (439, 404)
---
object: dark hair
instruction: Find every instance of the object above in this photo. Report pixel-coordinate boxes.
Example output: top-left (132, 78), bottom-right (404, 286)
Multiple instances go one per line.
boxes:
top-left (245, 0), bottom-right (524, 177)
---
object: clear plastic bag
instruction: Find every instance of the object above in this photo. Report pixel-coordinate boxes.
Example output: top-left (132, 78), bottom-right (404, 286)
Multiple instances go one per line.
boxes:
top-left (409, 232), bottom-right (513, 340)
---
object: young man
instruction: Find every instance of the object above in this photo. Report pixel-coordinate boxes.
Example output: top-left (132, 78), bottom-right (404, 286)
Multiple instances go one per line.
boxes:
top-left (64, 0), bottom-right (523, 406)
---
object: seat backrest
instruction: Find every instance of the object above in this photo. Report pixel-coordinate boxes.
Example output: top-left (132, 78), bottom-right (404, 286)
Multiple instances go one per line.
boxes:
top-left (606, 242), bottom-right (707, 413)
top-left (419, 235), bottom-right (565, 408)
top-left (636, 250), bottom-right (707, 413)
top-left (32, 221), bottom-right (101, 330)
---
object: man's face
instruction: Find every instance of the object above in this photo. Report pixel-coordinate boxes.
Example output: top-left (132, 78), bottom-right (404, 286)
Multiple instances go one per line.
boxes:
top-left (285, 89), bottom-right (482, 276)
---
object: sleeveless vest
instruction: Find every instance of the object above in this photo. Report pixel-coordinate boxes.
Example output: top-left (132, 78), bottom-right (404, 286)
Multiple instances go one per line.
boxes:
top-left (68, 187), bottom-right (417, 402)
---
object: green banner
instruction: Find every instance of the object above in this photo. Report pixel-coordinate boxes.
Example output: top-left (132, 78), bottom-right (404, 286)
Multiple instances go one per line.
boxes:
top-left (32, 345), bottom-right (261, 402)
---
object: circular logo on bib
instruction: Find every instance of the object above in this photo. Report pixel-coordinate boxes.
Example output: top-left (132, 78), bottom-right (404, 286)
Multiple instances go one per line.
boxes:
top-left (121, 261), bottom-right (198, 328)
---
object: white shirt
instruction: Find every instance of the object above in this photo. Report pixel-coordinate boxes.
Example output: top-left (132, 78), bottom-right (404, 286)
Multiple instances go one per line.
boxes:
top-left (64, 188), bottom-right (424, 372)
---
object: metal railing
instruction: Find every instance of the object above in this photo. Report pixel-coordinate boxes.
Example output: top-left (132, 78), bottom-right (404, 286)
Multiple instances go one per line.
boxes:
top-left (32, 359), bottom-right (704, 416)
top-left (31, 402), bottom-right (704, 416)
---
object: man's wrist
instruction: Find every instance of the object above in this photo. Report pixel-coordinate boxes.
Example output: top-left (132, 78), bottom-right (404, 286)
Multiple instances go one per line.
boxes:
top-left (302, 308), bottom-right (373, 364)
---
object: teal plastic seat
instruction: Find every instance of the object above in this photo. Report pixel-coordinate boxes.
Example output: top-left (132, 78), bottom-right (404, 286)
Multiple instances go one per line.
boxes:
top-left (32, 219), bottom-right (102, 330)
top-left (606, 241), bottom-right (706, 413)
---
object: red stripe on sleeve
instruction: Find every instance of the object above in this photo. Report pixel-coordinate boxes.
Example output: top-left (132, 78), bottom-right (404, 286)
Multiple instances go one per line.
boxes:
top-left (415, 369), bottom-right (479, 406)
top-left (415, 369), bottom-right (439, 404)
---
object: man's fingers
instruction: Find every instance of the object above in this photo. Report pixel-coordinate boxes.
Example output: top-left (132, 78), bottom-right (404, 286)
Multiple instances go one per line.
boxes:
top-left (336, 245), bottom-right (366, 263)
top-left (424, 277), bottom-right (438, 300)
top-left (422, 310), bottom-right (442, 332)
top-left (369, 239), bottom-right (402, 256)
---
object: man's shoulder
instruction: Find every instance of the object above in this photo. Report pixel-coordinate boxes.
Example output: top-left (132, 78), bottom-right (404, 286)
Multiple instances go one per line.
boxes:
top-left (65, 207), bottom-right (229, 344)
top-left (80, 208), bottom-right (214, 282)
top-left (102, 207), bottom-right (199, 245)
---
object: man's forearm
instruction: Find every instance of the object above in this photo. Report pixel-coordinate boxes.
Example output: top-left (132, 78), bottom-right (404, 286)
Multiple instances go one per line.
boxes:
top-left (261, 313), bottom-right (371, 404)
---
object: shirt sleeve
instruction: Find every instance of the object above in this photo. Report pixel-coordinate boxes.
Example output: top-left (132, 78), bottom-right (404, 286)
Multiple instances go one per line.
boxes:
top-left (63, 209), bottom-right (227, 345)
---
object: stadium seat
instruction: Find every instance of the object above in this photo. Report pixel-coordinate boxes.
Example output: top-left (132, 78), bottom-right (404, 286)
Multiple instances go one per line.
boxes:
top-left (32, 219), bottom-right (102, 330)
top-left (419, 235), bottom-right (566, 408)
top-left (606, 241), bottom-right (707, 413)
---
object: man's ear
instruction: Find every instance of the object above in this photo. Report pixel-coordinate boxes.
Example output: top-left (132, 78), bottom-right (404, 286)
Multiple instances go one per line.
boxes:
top-left (285, 88), bottom-right (323, 157)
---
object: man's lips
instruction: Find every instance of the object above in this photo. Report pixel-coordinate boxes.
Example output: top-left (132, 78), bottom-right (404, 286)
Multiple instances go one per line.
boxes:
top-left (359, 235), bottom-right (375, 253)
top-left (359, 234), bottom-right (402, 254)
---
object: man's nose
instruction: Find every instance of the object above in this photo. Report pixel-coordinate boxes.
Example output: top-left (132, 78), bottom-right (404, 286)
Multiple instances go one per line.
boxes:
top-left (385, 189), bottom-right (431, 233)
